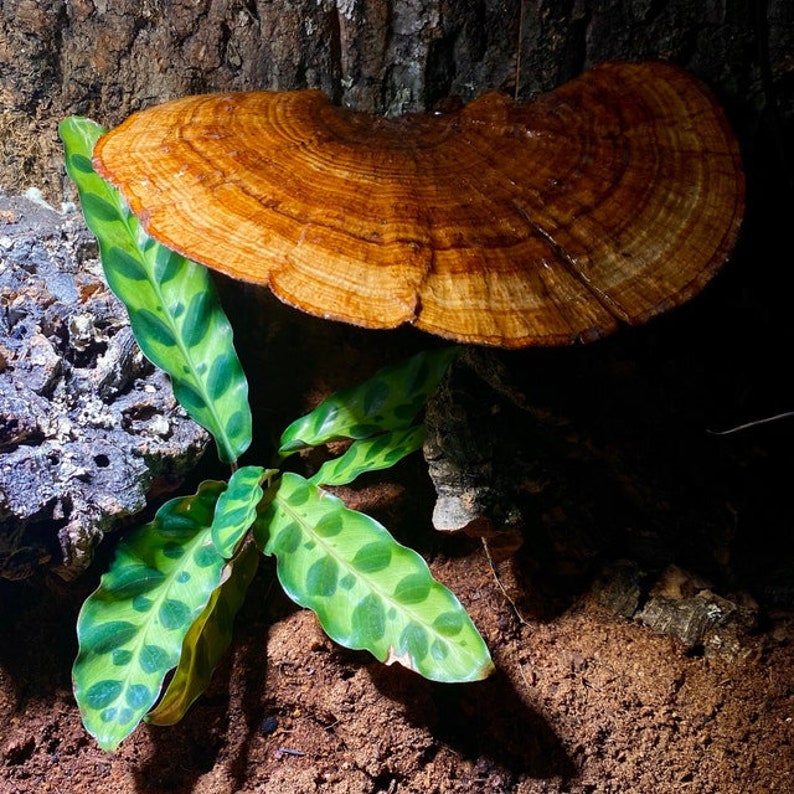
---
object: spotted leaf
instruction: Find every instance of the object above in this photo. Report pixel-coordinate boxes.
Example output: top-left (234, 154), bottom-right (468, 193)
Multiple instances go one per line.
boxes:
top-left (279, 347), bottom-right (460, 454)
top-left (73, 482), bottom-right (227, 751)
top-left (209, 466), bottom-right (268, 558)
top-left (255, 473), bottom-right (493, 683)
top-left (147, 543), bottom-right (259, 726)
top-left (59, 117), bottom-right (251, 463)
top-left (309, 426), bottom-right (426, 487)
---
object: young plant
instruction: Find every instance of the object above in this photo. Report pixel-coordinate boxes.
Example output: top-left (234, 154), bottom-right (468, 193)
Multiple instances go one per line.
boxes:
top-left (60, 117), bottom-right (493, 752)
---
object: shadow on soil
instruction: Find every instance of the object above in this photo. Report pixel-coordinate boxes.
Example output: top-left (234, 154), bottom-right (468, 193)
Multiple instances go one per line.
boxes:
top-left (432, 671), bottom-right (575, 781)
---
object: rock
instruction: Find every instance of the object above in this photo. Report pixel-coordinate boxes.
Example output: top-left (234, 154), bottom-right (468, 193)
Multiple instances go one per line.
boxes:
top-left (635, 565), bottom-right (759, 658)
top-left (0, 192), bottom-right (208, 581)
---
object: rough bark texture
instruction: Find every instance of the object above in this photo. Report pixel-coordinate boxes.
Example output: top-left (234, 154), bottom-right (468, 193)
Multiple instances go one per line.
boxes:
top-left (1, 1), bottom-right (792, 203)
top-left (0, 193), bottom-right (208, 580)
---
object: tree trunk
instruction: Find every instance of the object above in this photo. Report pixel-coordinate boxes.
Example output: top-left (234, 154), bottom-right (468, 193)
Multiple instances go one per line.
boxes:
top-left (1, 1), bottom-right (791, 201)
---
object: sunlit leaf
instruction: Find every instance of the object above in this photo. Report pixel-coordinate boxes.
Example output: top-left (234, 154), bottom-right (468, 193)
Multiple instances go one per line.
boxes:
top-left (279, 347), bottom-right (460, 454)
top-left (255, 473), bottom-right (493, 683)
top-left (147, 543), bottom-right (259, 726)
top-left (73, 482), bottom-right (227, 751)
top-left (209, 466), bottom-right (268, 558)
top-left (309, 426), bottom-right (426, 487)
top-left (59, 117), bottom-right (251, 463)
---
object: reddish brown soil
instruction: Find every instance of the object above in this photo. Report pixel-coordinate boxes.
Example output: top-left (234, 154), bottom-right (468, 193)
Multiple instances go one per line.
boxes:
top-left (1, 536), bottom-right (792, 794)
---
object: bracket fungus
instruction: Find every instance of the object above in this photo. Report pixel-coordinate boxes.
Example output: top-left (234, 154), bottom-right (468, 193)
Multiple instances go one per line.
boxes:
top-left (93, 61), bottom-right (744, 348)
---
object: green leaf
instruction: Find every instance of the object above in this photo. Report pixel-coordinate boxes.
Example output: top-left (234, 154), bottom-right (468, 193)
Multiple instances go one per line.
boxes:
top-left (73, 482), bottom-right (227, 751)
top-left (255, 473), bottom-right (493, 683)
top-left (147, 543), bottom-right (259, 726)
top-left (59, 117), bottom-right (252, 463)
top-left (209, 466), bottom-right (267, 558)
top-left (279, 347), bottom-right (460, 455)
top-left (309, 426), bottom-right (426, 487)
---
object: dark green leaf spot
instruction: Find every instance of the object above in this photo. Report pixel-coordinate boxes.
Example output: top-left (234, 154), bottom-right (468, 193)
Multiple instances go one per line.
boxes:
top-left (117, 707), bottom-right (134, 725)
top-left (81, 620), bottom-right (137, 654)
top-left (225, 410), bottom-right (248, 443)
top-left (305, 556), bottom-right (339, 597)
top-left (182, 290), bottom-right (212, 348)
top-left (207, 351), bottom-right (233, 402)
top-left (351, 594), bottom-right (386, 643)
top-left (219, 506), bottom-right (248, 530)
top-left (271, 522), bottom-right (301, 555)
top-left (106, 246), bottom-right (148, 281)
top-left (112, 649), bottom-right (133, 666)
top-left (314, 513), bottom-right (342, 538)
top-left (159, 598), bottom-right (191, 630)
top-left (352, 541), bottom-right (392, 573)
top-left (399, 622), bottom-right (429, 661)
top-left (384, 448), bottom-right (405, 465)
top-left (286, 482), bottom-right (310, 506)
top-left (432, 610), bottom-right (465, 637)
top-left (154, 246), bottom-right (182, 283)
top-left (431, 639), bottom-right (450, 661)
top-left (363, 434), bottom-right (392, 460)
top-left (394, 398), bottom-right (425, 422)
top-left (193, 543), bottom-right (220, 569)
top-left (125, 684), bottom-right (152, 710)
top-left (156, 513), bottom-right (201, 538)
top-left (84, 679), bottom-right (122, 710)
top-left (131, 309), bottom-right (178, 348)
top-left (349, 423), bottom-right (382, 439)
top-left (363, 380), bottom-right (389, 415)
top-left (314, 403), bottom-right (340, 436)
top-left (139, 644), bottom-right (172, 674)
top-left (132, 595), bottom-right (153, 613)
top-left (81, 192), bottom-right (120, 223)
top-left (393, 573), bottom-right (431, 605)
top-left (162, 541), bottom-right (184, 559)
top-left (69, 153), bottom-right (94, 173)
top-left (339, 574), bottom-right (356, 591)
top-left (106, 564), bottom-right (164, 598)
top-left (173, 381), bottom-right (207, 414)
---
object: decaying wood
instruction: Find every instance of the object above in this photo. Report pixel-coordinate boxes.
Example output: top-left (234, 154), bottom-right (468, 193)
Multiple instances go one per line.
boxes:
top-left (0, 193), bottom-right (208, 580)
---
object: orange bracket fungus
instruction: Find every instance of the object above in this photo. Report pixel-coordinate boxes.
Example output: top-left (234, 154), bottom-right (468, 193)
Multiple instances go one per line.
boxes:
top-left (93, 61), bottom-right (744, 348)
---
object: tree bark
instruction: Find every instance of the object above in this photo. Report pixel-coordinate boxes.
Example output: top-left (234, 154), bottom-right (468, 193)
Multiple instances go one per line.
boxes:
top-left (0, 1), bottom-right (791, 201)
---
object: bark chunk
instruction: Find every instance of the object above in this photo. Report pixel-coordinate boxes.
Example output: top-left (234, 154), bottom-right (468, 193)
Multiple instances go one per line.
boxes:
top-left (0, 193), bottom-right (208, 580)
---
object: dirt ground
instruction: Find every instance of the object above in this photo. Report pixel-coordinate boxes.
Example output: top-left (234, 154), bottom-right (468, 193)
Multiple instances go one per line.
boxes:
top-left (0, 527), bottom-right (792, 794)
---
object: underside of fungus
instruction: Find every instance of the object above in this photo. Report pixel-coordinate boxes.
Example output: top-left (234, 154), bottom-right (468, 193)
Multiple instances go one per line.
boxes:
top-left (93, 61), bottom-right (744, 348)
